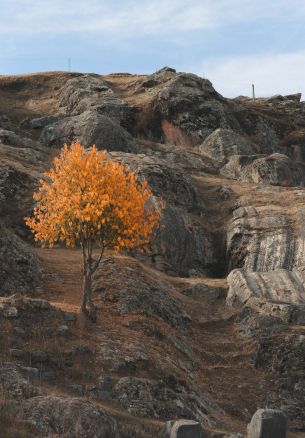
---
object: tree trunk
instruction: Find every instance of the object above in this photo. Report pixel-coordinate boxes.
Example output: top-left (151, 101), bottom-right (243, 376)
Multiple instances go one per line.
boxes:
top-left (81, 267), bottom-right (93, 314)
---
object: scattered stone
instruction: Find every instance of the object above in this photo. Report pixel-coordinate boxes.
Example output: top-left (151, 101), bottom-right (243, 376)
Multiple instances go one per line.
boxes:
top-left (98, 376), bottom-right (113, 399)
top-left (63, 311), bottom-right (77, 321)
top-left (98, 376), bottom-right (113, 391)
top-left (72, 344), bottom-right (91, 356)
top-left (3, 305), bottom-right (18, 318)
top-left (31, 351), bottom-right (48, 363)
top-left (19, 366), bottom-right (39, 381)
top-left (10, 348), bottom-right (26, 360)
top-left (41, 370), bottom-right (56, 381)
top-left (13, 326), bottom-right (26, 337)
top-left (56, 324), bottom-right (70, 336)
top-left (71, 384), bottom-right (84, 395)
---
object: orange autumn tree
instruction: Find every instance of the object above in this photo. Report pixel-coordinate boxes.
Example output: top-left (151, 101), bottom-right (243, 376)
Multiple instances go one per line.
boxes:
top-left (25, 142), bottom-right (160, 315)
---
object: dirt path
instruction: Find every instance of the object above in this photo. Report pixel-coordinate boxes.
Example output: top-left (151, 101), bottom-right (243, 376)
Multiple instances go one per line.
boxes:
top-left (38, 247), bottom-right (83, 309)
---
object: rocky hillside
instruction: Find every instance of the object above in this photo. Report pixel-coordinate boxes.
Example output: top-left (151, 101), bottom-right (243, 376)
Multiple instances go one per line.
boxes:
top-left (1, 67), bottom-right (305, 437)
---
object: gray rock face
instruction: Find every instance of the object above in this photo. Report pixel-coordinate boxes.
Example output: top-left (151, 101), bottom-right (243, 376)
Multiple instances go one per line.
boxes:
top-left (40, 110), bottom-right (135, 151)
top-left (109, 152), bottom-right (217, 276)
top-left (110, 152), bottom-right (199, 209)
top-left (247, 409), bottom-right (286, 438)
top-left (0, 227), bottom-right (41, 295)
top-left (199, 129), bottom-right (255, 166)
top-left (155, 205), bottom-right (216, 276)
top-left (222, 153), bottom-right (305, 186)
top-left (19, 396), bottom-right (120, 438)
top-left (227, 205), bottom-right (305, 272)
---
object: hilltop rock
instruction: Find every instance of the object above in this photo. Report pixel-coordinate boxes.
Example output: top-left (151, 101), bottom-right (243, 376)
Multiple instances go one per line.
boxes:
top-left (58, 74), bottom-right (133, 128)
top-left (40, 110), bottom-right (135, 151)
top-left (154, 73), bottom-right (240, 144)
top-left (199, 129), bottom-right (255, 166)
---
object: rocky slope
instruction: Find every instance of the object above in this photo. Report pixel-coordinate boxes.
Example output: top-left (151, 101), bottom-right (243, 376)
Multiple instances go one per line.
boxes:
top-left (1, 68), bottom-right (305, 436)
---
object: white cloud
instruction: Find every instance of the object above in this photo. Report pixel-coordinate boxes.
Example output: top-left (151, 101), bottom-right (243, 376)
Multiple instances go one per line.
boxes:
top-left (197, 51), bottom-right (305, 98)
top-left (0, 0), bottom-right (305, 37)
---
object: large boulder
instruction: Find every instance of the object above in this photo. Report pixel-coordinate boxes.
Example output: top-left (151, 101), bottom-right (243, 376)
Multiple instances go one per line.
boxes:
top-left (161, 419), bottom-right (205, 438)
top-left (18, 396), bottom-right (120, 438)
top-left (40, 110), bottom-right (135, 151)
top-left (227, 268), bottom-right (305, 323)
top-left (227, 205), bottom-right (305, 272)
top-left (222, 153), bottom-right (305, 186)
top-left (199, 129), bottom-right (255, 166)
top-left (247, 409), bottom-right (286, 438)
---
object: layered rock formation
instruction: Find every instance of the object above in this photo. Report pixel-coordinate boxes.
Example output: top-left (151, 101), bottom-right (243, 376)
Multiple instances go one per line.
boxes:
top-left (2, 69), bottom-right (305, 435)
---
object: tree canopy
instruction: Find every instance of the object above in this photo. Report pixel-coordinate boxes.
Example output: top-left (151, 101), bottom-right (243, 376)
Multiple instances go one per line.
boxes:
top-left (25, 142), bottom-right (160, 315)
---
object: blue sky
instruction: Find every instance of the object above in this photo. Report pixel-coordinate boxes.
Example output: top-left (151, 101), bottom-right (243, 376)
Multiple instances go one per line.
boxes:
top-left (0, 0), bottom-right (304, 98)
